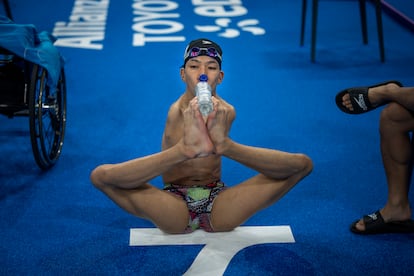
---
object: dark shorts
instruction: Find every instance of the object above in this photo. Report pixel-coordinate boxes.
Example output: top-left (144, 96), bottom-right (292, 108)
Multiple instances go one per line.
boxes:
top-left (163, 181), bottom-right (227, 233)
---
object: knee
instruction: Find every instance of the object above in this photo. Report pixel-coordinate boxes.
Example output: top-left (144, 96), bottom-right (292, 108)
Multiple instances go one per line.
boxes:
top-left (90, 164), bottom-right (111, 189)
top-left (297, 153), bottom-right (313, 176)
top-left (380, 102), bottom-right (411, 131)
top-left (381, 102), bottom-right (408, 121)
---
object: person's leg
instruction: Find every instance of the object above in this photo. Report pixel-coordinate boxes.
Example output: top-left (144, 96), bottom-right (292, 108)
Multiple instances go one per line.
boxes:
top-left (208, 97), bottom-right (313, 182)
top-left (93, 181), bottom-right (190, 233)
top-left (206, 97), bottom-right (313, 231)
top-left (210, 148), bottom-right (312, 231)
top-left (90, 97), bottom-right (219, 233)
top-left (90, 145), bottom-right (195, 234)
top-left (341, 82), bottom-right (414, 112)
top-left (353, 102), bottom-right (414, 231)
top-left (378, 103), bottom-right (413, 220)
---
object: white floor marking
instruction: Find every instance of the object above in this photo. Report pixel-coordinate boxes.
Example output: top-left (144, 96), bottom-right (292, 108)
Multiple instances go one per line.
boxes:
top-left (130, 226), bottom-right (295, 276)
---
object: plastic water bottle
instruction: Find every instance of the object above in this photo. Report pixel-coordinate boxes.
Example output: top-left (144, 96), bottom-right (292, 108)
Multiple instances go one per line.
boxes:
top-left (195, 74), bottom-right (213, 116)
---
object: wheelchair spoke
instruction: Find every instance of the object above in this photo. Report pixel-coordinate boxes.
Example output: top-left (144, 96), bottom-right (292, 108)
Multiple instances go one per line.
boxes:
top-left (29, 64), bottom-right (67, 169)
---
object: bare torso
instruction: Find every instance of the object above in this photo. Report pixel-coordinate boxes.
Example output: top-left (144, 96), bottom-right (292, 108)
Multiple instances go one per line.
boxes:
top-left (161, 93), bottom-right (231, 186)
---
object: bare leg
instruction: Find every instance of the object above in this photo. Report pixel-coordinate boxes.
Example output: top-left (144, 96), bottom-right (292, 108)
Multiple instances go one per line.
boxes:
top-left (341, 83), bottom-right (414, 112)
top-left (207, 99), bottom-right (313, 231)
top-left (90, 98), bottom-right (215, 233)
top-left (354, 102), bottom-right (414, 231)
top-left (210, 151), bottom-right (312, 231)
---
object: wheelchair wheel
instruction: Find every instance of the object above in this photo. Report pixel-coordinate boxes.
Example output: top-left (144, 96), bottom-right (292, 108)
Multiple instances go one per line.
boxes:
top-left (28, 64), bottom-right (67, 170)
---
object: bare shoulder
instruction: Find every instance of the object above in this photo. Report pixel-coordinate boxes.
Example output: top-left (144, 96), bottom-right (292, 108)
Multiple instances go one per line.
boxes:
top-left (168, 94), bottom-right (190, 117)
top-left (217, 96), bottom-right (234, 109)
top-left (217, 96), bottom-right (236, 120)
top-left (166, 101), bottom-right (180, 120)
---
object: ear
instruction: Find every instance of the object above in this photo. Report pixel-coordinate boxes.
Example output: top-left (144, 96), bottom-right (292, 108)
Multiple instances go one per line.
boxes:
top-left (180, 67), bottom-right (185, 82)
top-left (217, 71), bottom-right (224, 84)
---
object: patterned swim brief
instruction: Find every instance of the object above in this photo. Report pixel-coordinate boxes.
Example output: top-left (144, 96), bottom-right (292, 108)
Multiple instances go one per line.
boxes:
top-left (163, 181), bottom-right (226, 233)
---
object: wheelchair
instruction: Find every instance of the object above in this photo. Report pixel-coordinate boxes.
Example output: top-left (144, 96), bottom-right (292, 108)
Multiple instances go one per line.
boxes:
top-left (0, 33), bottom-right (67, 170)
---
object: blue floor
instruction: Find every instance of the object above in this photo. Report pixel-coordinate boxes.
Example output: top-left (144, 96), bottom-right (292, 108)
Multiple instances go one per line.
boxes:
top-left (1, 1), bottom-right (414, 275)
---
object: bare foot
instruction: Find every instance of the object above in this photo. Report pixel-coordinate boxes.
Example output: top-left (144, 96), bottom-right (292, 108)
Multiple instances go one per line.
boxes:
top-left (206, 97), bottom-right (235, 154)
top-left (182, 98), bottom-right (214, 158)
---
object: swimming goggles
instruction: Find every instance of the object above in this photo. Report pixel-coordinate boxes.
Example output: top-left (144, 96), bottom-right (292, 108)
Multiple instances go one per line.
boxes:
top-left (184, 47), bottom-right (222, 62)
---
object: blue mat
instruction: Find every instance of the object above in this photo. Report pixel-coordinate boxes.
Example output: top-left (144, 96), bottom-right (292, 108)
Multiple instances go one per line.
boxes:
top-left (1, 0), bottom-right (414, 275)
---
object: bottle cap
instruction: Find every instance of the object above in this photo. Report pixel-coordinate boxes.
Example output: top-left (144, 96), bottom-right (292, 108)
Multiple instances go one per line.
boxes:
top-left (199, 74), bottom-right (208, 82)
